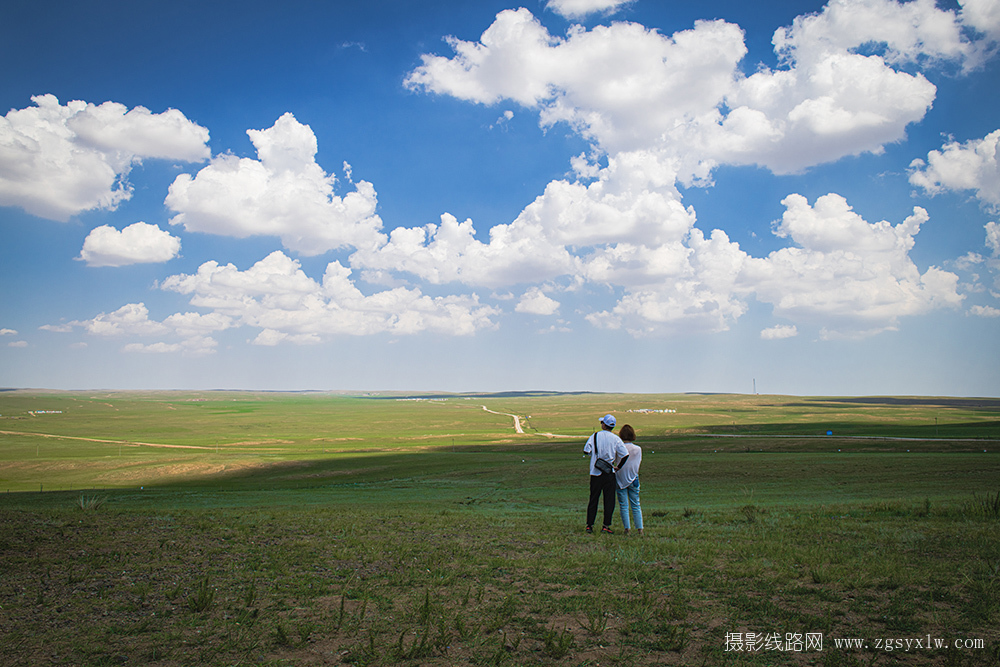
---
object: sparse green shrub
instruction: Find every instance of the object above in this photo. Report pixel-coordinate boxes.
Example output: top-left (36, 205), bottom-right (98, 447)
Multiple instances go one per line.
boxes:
top-left (740, 503), bottom-right (760, 523)
top-left (542, 625), bottom-right (575, 659)
top-left (187, 576), bottom-right (215, 613)
top-left (344, 629), bottom-right (381, 666)
top-left (578, 597), bottom-right (609, 637)
top-left (131, 581), bottom-right (149, 604)
top-left (962, 558), bottom-right (1000, 624)
top-left (395, 627), bottom-right (434, 660)
top-left (917, 497), bottom-right (932, 517)
top-left (454, 613), bottom-right (476, 640)
top-left (274, 622), bottom-right (291, 647)
top-left (297, 621), bottom-right (315, 645)
top-left (471, 631), bottom-right (518, 666)
top-left (242, 578), bottom-right (257, 608)
top-left (662, 590), bottom-right (691, 622)
top-left (484, 595), bottom-right (517, 633)
top-left (76, 494), bottom-right (105, 511)
top-left (234, 607), bottom-right (258, 627)
top-left (969, 491), bottom-right (1000, 519)
top-left (416, 588), bottom-right (434, 625)
top-left (810, 565), bottom-right (830, 584)
top-left (433, 616), bottom-right (453, 654)
top-left (343, 597), bottom-right (369, 637)
top-left (333, 594), bottom-right (347, 633)
top-left (166, 580), bottom-right (182, 601)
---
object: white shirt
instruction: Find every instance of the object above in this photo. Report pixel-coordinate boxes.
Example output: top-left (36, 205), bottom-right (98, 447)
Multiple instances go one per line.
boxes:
top-left (584, 429), bottom-right (629, 476)
top-left (615, 442), bottom-right (642, 489)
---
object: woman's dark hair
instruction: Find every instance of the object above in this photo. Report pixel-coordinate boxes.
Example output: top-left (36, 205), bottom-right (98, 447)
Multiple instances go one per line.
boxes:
top-left (619, 424), bottom-right (636, 442)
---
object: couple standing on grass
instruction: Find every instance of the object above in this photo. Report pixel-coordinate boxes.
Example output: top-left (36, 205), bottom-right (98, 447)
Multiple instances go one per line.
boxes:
top-left (584, 413), bottom-right (643, 535)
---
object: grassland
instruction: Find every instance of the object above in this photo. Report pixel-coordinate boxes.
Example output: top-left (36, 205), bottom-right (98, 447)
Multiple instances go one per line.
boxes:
top-left (0, 390), bottom-right (998, 666)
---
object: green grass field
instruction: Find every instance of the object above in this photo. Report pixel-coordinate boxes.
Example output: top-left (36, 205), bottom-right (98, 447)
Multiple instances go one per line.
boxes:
top-left (0, 390), bottom-right (998, 666)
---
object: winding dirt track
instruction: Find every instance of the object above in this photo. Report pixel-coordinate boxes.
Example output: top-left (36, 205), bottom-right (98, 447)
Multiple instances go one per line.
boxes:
top-left (0, 430), bottom-right (212, 450)
top-left (481, 406), bottom-right (524, 433)
top-left (479, 406), bottom-right (579, 438)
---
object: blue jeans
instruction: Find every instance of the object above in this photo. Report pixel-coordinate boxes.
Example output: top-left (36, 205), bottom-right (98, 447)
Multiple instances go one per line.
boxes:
top-left (616, 479), bottom-right (643, 530)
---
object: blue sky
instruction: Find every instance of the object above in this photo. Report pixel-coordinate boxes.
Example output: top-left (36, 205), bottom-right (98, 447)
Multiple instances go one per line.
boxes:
top-left (1, 0), bottom-right (999, 395)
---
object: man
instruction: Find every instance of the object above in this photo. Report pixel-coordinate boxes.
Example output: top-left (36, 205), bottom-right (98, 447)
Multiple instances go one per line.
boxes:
top-left (583, 414), bottom-right (629, 534)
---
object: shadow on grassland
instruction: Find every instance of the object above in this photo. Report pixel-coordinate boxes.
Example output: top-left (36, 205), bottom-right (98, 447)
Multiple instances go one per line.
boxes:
top-left (152, 444), bottom-right (575, 489)
top-left (810, 396), bottom-right (1000, 410)
top-left (0, 442), bottom-right (588, 511)
top-left (690, 419), bottom-right (1000, 441)
top-left (4, 429), bottom-right (998, 514)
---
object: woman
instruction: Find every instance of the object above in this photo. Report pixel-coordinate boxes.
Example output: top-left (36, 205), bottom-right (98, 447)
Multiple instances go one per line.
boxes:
top-left (615, 424), bottom-right (643, 535)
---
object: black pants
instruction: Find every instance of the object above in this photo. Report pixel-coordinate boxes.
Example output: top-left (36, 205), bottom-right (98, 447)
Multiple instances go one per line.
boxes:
top-left (587, 472), bottom-right (616, 528)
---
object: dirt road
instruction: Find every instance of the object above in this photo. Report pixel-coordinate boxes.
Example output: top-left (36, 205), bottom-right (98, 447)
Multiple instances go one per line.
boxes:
top-left (481, 406), bottom-right (524, 433)
top-left (0, 430), bottom-right (213, 450)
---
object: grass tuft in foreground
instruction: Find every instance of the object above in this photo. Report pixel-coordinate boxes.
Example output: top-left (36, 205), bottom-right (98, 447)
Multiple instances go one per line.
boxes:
top-left (76, 493), bottom-right (106, 511)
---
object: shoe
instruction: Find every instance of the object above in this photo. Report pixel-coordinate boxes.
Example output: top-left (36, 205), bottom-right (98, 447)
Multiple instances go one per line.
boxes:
top-left (601, 526), bottom-right (613, 534)
top-left (623, 529), bottom-right (630, 536)
top-left (585, 526), bottom-right (593, 534)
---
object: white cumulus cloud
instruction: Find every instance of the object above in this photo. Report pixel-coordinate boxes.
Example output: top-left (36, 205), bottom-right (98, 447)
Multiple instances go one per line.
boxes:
top-left (969, 304), bottom-right (1000, 317)
top-left (352, 151), bottom-right (697, 292)
top-left (304, 1), bottom-right (990, 340)
top-left (122, 336), bottom-right (218, 356)
top-left (78, 222), bottom-right (181, 267)
top-left (44, 0), bottom-right (991, 354)
top-left (761, 324), bottom-right (799, 340)
top-left (165, 113), bottom-right (384, 255)
top-left (352, 212), bottom-right (577, 289)
top-left (773, 0), bottom-right (979, 68)
top-left (38, 323), bottom-right (72, 333)
top-left (546, 0), bottom-right (632, 20)
top-left (122, 341), bottom-right (182, 354)
top-left (0, 94), bottom-right (209, 221)
top-left (586, 228), bottom-right (751, 336)
top-left (406, 10), bottom-right (749, 163)
top-left (158, 251), bottom-right (499, 340)
top-left (960, 0), bottom-right (1000, 42)
top-left (404, 2), bottom-right (983, 180)
top-left (742, 193), bottom-right (963, 336)
top-left (909, 129), bottom-right (1000, 212)
top-left (251, 329), bottom-right (321, 346)
top-left (54, 303), bottom-right (224, 356)
top-left (162, 311), bottom-right (233, 337)
top-left (983, 221), bottom-right (1000, 292)
top-left (516, 287), bottom-right (560, 315)
top-left (72, 303), bottom-right (170, 337)
top-left (987, 221), bottom-right (1000, 255)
